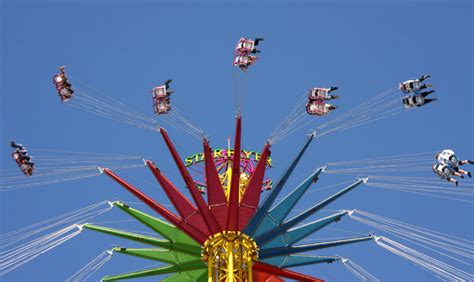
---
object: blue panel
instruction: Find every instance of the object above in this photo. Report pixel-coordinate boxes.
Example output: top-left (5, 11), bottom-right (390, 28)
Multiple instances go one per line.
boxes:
top-left (253, 213), bottom-right (278, 238)
top-left (261, 256), bottom-right (288, 267)
top-left (285, 211), bottom-right (347, 245)
top-left (243, 134), bottom-right (314, 236)
top-left (260, 236), bottom-right (373, 258)
top-left (262, 234), bottom-right (287, 249)
top-left (253, 168), bottom-right (321, 238)
top-left (262, 255), bottom-right (338, 268)
top-left (255, 179), bottom-right (364, 246)
top-left (268, 168), bottom-right (322, 225)
top-left (260, 211), bottom-right (347, 248)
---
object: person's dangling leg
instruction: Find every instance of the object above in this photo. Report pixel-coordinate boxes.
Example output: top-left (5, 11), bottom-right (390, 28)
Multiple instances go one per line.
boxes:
top-left (459, 160), bottom-right (474, 165)
top-left (447, 177), bottom-right (459, 186)
top-left (423, 98), bottom-right (437, 105)
top-left (456, 168), bottom-right (471, 177)
top-left (421, 90), bottom-right (435, 98)
top-left (419, 74), bottom-right (430, 82)
top-left (10, 141), bottom-right (24, 150)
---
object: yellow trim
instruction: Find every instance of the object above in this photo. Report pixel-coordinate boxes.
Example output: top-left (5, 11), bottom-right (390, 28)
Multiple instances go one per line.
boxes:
top-left (219, 161), bottom-right (251, 203)
top-left (202, 232), bottom-right (259, 282)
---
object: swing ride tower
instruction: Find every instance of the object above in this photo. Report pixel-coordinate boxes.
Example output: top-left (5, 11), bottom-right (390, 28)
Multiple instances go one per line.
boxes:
top-left (80, 113), bottom-right (373, 281)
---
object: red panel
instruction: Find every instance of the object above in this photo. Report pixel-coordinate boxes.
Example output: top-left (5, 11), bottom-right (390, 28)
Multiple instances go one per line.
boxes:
top-left (102, 168), bottom-right (208, 244)
top-left (227, 114), bottom-right (242, 231)
top-left (160, 128), bottom-right (221, 235)
top-left (239, 142), bottom-right (271, 230)
top-left (204, 139), bottom-right (228, 229)
top-left (146, 161), bottom-right (211, 236)
top-left (253, 271), bottom-right (284, 282)
top-left (253, 262), bottom-right (323, 282)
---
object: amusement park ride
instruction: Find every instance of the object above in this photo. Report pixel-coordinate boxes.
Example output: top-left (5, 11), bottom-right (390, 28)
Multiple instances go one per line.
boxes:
top-left (74, 38), bottom-right (371, 281)
top-left (4, 36), bottom-right (472, 281)
top-left (83, 117), bottom-right (371, 281)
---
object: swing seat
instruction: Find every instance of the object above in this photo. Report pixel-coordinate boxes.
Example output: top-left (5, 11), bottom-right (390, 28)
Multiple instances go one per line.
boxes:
top-left (12, 152), bottom-right (34, 176)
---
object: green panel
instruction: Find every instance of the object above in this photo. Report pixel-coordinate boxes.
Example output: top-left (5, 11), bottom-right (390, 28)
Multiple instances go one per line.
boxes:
top-left (84, 224), bottom-right (201, 255)
top-left (101, 260), bottom-right (206, 281)
top-left (162, 273), bottom-right (183, 282)
top-left (196, 271), bottom-right (208, 282)
top-left (161, 269), bottom-right (207, 281)
top-left (114, 201), bottom-right (198, 247)
top-left (113, 247), bottom-right (199, 265)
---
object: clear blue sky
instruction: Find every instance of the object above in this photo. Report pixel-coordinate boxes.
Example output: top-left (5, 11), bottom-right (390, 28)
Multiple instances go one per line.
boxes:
top-left (1, 0), bottom-right (473, 281)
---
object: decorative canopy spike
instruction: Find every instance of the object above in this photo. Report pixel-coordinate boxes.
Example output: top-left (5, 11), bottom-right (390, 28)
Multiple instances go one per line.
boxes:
top-left (253, 271), bottom-right (285, 282)
top-left (262, 211), bottom-right (349, 248)
top-left (239, 142), bottom-right (271, 229)
top-left (83, 224), bottom-right (201, 255)
top-left (261, 254), bottom-right (339, 268)
top-left (112, 247), bottom-right (200, 265)
top-left (102, 168), bottom-right (208, 243)
top-left (161, 270), bottom-right (207, 282)
top-left (113, 201), bottom-right (198, 247)
top-left (227, 113), bottom-right (242, 231)
top-left (203, 138), bottom-right (228, 228)
top-left (254, 168), bottom-right (323, 237)
top-left (253, 262), bottom-right (323, 282)
top-left (256, 178), bottom-right (364, 245)
top-left (284, 211), bottom-right (348, 246)
top-left (269, 168), bottom-right (323, 224)
top-left (203, 139), bottom-right (227, 206)
top-left (244, 133), bottom-right (315, 236)
top-left (146, 160), bottom-right (211, 235)
top-left (101, 260), bottom-right (207, 281)
top-left (260, 236), bottom-right (373, 258)
top-left (160, 128), bottom-right (222, 235)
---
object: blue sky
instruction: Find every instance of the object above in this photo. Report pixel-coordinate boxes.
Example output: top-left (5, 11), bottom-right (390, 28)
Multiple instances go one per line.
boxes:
top-left (1, 0), bottom-right (473, 281)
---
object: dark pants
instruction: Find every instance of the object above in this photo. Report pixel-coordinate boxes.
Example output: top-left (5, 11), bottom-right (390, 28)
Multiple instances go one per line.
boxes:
top-left (11, 143), bottom-right (25, 150)
top-left (420, 90), bottom-right (435, 98)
